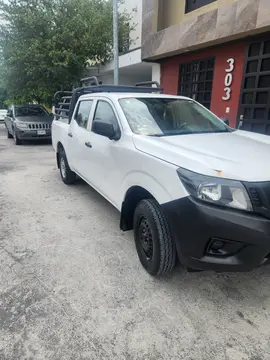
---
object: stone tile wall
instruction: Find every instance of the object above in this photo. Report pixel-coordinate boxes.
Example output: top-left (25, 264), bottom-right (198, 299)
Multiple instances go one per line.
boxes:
top-left (142, 0), bottom-right (270, 60)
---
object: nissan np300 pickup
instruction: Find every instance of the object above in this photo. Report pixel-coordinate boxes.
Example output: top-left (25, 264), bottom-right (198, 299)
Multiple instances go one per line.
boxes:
top-left (52, 78), bottom-right (270, 276)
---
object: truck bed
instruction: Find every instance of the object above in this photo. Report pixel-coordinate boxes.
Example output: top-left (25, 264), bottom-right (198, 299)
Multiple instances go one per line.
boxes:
top-left (52, 118), bottom-right (70, 152)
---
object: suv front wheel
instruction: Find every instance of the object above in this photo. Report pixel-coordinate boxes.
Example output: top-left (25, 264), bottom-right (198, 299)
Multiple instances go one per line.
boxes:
top-left (134, 199), bottom-right (176, 276)
top-left (6, 125), bottom-right (12, 139)
top-left (13, 129), bottom-right (22, 145)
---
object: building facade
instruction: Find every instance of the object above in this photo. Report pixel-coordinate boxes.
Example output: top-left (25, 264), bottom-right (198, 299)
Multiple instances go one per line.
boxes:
top-left (90, 0), bottom-right (155, 86)
top-left (142, 0), bottom-right (270, 133)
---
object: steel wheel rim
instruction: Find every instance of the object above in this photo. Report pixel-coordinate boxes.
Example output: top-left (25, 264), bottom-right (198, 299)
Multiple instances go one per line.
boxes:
top-left (60, 158), bottom-right (66, 179)
top-left (138, 217), bottom-right (153, 261)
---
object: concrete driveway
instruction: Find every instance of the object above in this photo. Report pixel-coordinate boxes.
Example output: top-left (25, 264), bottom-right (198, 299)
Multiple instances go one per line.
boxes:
top-left (0, 123), bottom-right (270, 360)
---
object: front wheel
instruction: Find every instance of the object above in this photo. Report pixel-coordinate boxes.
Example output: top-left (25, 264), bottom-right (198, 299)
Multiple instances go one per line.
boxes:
top-left (6, 126), bottom-right (12, 139)
top-left (13, 129), bottom-right (22, 145)
top-left (134, 199), bottom-right (176, 276)
top-left (59, 148), bottom-right (77, 185)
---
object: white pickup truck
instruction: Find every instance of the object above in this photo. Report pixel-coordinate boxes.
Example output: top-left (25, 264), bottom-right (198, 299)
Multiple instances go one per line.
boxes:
top-left (52, 78), bottom-right (270, 276)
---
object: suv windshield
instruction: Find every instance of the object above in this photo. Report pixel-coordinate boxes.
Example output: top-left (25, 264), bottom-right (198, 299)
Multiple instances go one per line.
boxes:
top-left (15, 105), bottom-right (48, 117)
top-left (119, 98), bottom-right (230, 136)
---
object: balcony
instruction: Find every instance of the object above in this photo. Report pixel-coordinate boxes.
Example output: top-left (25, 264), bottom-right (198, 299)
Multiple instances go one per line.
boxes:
top-left (142, 0), bottom-right (270, 61)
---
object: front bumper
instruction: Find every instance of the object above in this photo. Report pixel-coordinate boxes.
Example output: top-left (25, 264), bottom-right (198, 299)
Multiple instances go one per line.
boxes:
top-left (16, 129), bottom-right (51, 140)
top-left (162, 197), bottom-right (270, 272)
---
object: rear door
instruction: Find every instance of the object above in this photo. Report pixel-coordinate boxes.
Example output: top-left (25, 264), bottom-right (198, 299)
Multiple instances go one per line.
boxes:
top-left (67, 99), bottom-right (94, 175)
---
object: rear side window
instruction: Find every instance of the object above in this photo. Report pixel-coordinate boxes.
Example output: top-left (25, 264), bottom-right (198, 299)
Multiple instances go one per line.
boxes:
top-left (75, 100), bottom-right (93, 129)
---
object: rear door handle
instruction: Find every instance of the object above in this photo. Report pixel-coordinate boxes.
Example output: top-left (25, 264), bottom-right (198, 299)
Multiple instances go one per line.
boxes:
top-left (85, 142), bottom-right (92, 148)
top-left (68, 132), bottom-right (73, 138)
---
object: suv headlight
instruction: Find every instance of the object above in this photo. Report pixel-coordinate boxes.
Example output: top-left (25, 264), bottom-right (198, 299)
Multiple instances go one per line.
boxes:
top-left (16, 122), bottom-right (28, 129)
top-left (177, 168), bottom-right (252, 212)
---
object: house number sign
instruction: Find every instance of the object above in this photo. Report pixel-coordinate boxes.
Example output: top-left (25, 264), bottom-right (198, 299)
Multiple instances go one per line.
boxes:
top-left (222, 58), bottom-right (235, 101)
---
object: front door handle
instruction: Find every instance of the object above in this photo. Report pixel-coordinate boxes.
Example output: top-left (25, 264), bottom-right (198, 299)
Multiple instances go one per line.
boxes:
top-left (68, 132), bottom-right (73, 138)
top-left (85, 142), bottom-right (92, 148)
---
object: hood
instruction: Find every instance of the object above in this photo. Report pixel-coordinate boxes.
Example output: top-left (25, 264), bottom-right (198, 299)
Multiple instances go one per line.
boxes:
top-left (15, 116), bottom-right (53, 123)
top-left (132, 130), bottom-right (270, 182)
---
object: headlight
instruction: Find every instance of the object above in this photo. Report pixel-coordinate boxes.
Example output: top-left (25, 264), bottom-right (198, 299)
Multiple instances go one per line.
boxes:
top-left (177, 168), bottom-right (252, 212)
top-left (16, 122), bottom-right (28, 129)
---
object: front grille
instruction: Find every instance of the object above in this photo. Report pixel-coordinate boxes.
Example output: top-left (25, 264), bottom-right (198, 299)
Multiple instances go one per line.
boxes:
top-left (28, 123), bottom-right (51, 129)
top-left (249, 187), bottom-right (263, 207)
top-left (245, 182), bottom-right (270, 219)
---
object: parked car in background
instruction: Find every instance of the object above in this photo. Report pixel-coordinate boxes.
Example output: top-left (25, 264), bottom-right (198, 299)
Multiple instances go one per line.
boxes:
top-left (0, 109), bottom-right (7, 123)
top-left (4, 104), bottom-right (53, 145)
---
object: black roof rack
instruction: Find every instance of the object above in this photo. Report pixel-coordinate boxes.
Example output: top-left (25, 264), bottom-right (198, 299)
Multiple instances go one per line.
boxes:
top-left (135, 81), bottom-right (160, 88)
top-left (53, 78), bottom-right (163, 122)
top-left (80, 76), bottom-right (101, 87)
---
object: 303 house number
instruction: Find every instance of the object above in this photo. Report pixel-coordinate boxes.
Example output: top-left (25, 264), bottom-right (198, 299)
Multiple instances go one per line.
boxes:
top-left (222, 58), bottom-right (235, 101)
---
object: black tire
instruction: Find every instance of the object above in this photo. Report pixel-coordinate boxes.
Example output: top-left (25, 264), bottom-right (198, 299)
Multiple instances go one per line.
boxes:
top-left (134, 199), bottom-right (176, 276)
top-left (59, 148), bottom-right (77, 185)
top-left (13, 129), bottom-right (22, 145)
top-left (6, 126), bottom-right (12, 139)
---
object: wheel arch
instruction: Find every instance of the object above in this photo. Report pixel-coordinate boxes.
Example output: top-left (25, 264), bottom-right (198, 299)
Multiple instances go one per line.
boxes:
top-left (119, 170), bottom-right (174, 232)
top-left (56, 141), bottom-right (64, 168)
top-left (120, 186), bottom-right (156, 231)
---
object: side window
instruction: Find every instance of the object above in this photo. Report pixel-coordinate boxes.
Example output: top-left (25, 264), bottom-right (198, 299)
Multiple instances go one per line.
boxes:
top-left (92, 100), bottom-right (119, 131)
top-left (74, 100), bottom-right (93, 129)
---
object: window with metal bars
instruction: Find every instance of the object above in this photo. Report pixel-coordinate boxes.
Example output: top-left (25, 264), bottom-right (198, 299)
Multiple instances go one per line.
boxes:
top-left (178, 57), bottom-right (215, 109)
top-left (185, 0), bottom-right (217, 13)
top-left (239, 39), bottom-right (270, 134)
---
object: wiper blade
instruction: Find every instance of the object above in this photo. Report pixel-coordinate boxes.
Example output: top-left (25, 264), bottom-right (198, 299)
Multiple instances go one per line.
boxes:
top-left (148, 129), bottom-right (231, 137)
top-left (149, 131), bottom-right (192, 137)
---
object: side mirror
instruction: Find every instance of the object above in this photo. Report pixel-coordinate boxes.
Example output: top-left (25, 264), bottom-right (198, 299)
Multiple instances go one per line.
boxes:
top-left (92, 120), bottom-right (117, 140)
top-left (220, 117), bottom-right (229, 126)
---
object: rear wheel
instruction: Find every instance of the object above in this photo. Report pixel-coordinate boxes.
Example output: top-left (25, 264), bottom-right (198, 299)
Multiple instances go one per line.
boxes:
top-left (59, 148), bottom-right (76, 185)
top-left (134, 199), bottom-right (176, 276)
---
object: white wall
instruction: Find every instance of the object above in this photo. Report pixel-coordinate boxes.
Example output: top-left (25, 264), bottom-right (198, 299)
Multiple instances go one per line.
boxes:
top-left (99, 49), bottom-right (143, 73)
top-left (152, 63), bottom-right (161, 85)
top-left (96, 72), bottom-right (151, 86)
top-left (119, 0), bottom-right (142, 50)
top-left (87, 0), bottom-right (155, 86)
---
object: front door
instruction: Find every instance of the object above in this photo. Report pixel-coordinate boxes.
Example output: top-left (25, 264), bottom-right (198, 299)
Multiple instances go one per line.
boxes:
top-left (238, 39), bottom-right (270, 134)
top-left (85, 99), bottom-right (123, 208)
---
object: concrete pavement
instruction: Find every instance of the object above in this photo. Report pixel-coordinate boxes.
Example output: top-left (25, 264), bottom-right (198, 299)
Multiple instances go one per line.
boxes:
top-left (0, 123), bottom-right (269, 360)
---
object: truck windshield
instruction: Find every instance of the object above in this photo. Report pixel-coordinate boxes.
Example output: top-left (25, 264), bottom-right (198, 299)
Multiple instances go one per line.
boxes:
top-left (119, 98), bottom-right (230, 136)
top-left (15, 105), bottom-right (48, 117)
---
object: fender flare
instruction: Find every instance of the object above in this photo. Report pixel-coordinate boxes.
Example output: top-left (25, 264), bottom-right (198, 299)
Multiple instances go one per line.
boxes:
top-left (120, 172), bottom-right (173, 231)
